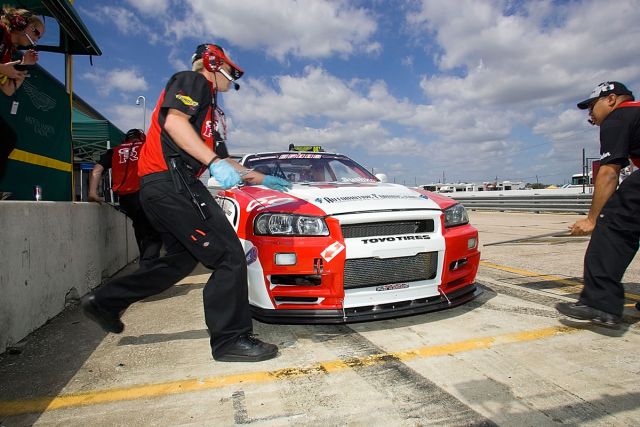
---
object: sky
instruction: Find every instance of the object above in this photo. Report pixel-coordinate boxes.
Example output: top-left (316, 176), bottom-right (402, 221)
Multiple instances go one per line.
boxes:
top-left (36, 0), bottom-right (640, 186)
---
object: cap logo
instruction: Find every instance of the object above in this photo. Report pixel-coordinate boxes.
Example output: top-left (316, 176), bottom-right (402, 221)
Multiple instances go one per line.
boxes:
top-left (590, 82), bottom-right (615, 98)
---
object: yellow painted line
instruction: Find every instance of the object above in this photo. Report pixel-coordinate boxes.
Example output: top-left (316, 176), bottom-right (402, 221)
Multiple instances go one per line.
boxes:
top-left (8, 149), bottom-right (72, 172)
top-left (0, 325), bottom-right (578, 417)
top-left (479, 261), bottom-right (582, 287)
top-left (625, 293), bottom-right (640, 302)
top-left (480, 261), bottom-right (640, 302)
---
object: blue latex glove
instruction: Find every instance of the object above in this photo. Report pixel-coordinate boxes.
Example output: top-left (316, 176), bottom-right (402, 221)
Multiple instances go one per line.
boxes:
top-left (208, 159), bottom-right (242, 189)
top-left (263, 175), bottom-right (292, 192)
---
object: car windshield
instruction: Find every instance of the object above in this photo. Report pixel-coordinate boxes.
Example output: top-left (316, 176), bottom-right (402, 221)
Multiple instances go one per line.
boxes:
top-left (243, 153), bottom-right (378, 183)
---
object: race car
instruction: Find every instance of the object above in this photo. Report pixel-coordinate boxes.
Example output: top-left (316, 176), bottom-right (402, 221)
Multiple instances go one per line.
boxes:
top-left (210, 148), bottom-right (481, 323)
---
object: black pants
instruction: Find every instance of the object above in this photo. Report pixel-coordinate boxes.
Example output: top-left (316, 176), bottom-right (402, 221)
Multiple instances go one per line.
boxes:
top-left (579, 170), bottom-right (640, 316)
top-left (118, 192), bottom-right (162, 264)
top-left (93, 172), bottom-right (252, 357)
top-left (0, 115), bottom-right (17, 180)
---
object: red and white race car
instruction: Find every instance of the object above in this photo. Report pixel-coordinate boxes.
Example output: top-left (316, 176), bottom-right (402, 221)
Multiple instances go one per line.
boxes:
top-left (211, 148), bottom-right (481, 323)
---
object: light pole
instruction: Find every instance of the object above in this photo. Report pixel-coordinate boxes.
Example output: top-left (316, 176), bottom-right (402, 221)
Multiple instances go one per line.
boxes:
top-left (135, 95), bottom-right (146, 131)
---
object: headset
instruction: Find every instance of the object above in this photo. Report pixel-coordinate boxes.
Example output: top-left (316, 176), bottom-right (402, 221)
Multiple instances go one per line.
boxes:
top-left (200, 44), bottom-right (240, 91)
top-left (4, 9), bottom-right (38, 48)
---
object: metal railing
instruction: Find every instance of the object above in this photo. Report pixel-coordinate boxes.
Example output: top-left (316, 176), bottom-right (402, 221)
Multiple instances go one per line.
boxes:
top-left (450, 193), bottom-right (593, 213)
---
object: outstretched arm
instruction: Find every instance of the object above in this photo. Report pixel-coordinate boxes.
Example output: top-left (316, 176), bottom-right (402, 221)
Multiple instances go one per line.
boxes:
top-left (569, 163), bottom-right (620, 235)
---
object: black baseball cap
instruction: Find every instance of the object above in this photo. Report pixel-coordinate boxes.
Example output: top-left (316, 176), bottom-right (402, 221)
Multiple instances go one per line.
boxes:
top-left (577, 81), bottom-right (634, 109)
top-left (191, 44), bottom-right (244, 80)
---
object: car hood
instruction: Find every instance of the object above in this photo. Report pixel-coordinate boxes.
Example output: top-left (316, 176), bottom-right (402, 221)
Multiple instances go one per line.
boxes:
top-left (281, 182), bottom-right (441, 215)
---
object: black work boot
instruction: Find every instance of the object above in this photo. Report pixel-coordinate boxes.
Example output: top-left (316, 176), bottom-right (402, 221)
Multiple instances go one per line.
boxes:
top-left (214, 334), bottom-right (278, 362)
top-left (81, 295), bottom-right (124, 334)
top-left (555, 302), bottom-right (621, 329)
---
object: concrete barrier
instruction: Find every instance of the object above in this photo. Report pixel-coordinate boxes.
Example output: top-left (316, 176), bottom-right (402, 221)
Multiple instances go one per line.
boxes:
top-left (0, 201), bottom-right (138, 353)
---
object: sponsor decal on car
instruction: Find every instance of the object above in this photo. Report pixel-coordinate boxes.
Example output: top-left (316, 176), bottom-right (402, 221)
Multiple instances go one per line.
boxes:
top-left (246, 195), bottom-right (296, 212)
top-left (361, 235), bottom-right (431, 244)
top-left (322, 193), bottom-right (423, 203)
top-left (376, 283), bottom-right (409, 291)
top-left (245, 246), bottom-right (259, 265)
top-left (321, 241), bottom-right (345, 262)
top-left (278, 153), bottom-right (322, 159)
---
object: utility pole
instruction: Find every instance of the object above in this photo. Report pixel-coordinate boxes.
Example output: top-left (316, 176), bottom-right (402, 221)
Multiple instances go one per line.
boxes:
top-left (582, 147), bottom-right (586, 194)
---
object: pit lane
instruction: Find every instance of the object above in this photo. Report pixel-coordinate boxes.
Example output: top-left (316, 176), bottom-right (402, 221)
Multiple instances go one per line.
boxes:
top-left (1, 211), bottom-right (639, 426)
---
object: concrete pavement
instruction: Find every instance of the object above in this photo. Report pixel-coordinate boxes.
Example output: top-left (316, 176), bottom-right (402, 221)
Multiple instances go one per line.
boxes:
top-left (1, 211), bottom-right (639, 426)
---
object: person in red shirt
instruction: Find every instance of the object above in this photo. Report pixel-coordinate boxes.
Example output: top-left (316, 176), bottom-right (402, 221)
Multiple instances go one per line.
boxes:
top-left (557, 82), bottom-right (640, 328)
top-left (82, 43), bottom-right (290, 362)
top-left (88, 129), bottom-right (162, 264)
top-left (0, 6), bottom-right (43, 193)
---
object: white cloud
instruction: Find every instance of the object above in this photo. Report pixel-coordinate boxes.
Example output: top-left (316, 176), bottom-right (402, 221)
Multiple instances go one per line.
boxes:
top-left (109, 104), bottom-right (148, 133)
top-left (124, 0), bottom-right (169, 15)
top-left (82, 68), bottom-right (148, 96)
top-left (226, 66), bottom-right (414, 127)
top-left (408, 0), bottom-right (640, 105)
top-left (86, 5), bottom-right (161, 43)
top-left (169, 0), bottom-right (378, 61)
top-left (396, 0), bottom-right (640, 181)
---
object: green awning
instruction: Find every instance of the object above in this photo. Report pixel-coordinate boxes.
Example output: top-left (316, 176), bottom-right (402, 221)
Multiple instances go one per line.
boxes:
top-left (7, 0), bottom-right (101, 56)
top-left (72, 108), bottom-right (124, 162)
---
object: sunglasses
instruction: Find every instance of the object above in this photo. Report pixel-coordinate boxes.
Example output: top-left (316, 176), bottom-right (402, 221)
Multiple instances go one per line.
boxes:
top-left (30, 26), bottom-right (41, 38)
top-left (588, 97), bottom-right (603, 112)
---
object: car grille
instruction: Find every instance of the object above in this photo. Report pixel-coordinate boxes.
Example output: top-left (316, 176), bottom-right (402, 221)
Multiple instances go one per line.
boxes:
top-left (341, 220), bottom-right (434, 239)
top-left (344, 252), bottom-right (438, 289)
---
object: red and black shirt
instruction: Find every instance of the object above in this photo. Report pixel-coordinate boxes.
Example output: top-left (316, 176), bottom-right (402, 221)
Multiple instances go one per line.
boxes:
top-left (600, 101), bottom-right (640, 168)
top-left (0, 22), bottom-right (15, 64)
top-left (98, 140), bottom-right (145, 195)
top-left (139, 71), bottom-right (228, 177)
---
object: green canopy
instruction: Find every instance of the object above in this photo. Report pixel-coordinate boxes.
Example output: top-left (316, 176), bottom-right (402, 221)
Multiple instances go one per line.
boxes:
top-left (72, 108), bottom-right (124, 162)
top-left (7, 0), bottom-right (101, 56)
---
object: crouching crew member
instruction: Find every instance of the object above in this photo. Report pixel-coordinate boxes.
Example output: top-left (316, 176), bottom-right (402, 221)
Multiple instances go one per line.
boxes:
top-left (557, 81), bottom-right (640, 328)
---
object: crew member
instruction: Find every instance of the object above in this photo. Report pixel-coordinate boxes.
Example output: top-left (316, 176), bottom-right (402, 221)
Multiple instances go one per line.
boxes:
top-left (557, 81), bottom-right (640, 328)
top-left (0, 6), bottom-right (43, 191)
top-left (82, 43), bottom-right (290, 362)
top-left (88, 129), bottom-right (162, 264)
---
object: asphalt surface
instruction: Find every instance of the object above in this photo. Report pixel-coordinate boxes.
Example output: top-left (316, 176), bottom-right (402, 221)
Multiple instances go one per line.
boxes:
top-left (1, 211), bottom-right (639, 426)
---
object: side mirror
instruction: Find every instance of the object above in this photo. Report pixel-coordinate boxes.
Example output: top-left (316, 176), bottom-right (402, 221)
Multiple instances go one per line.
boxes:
top-left (375, 173), bottom-right (388, 183)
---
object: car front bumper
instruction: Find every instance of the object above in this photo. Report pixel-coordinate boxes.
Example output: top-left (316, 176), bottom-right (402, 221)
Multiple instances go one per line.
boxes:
top-left (250, 283), bottom-right (481, 324)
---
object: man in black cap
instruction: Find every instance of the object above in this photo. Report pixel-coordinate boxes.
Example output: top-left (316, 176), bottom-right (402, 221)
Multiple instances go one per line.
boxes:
top-left (556, 81), bottom-right (640, 328)
top-left (82, 43), bottom-right (290, 362)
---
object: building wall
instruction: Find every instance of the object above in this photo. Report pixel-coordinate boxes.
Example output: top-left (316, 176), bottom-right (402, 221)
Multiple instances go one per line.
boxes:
top-left (0, 202), bottom-right (137, 353)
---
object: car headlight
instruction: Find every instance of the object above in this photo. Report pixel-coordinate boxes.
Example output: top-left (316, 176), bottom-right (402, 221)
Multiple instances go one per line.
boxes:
top-left (254, 213), bottom-right (329, 236)
top-left (444, 203), bottom-right (469, 228)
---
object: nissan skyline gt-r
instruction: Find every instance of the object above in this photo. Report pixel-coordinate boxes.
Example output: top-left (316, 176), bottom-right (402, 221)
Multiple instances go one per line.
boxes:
top-left (210, 149), bottom-right (481, 323)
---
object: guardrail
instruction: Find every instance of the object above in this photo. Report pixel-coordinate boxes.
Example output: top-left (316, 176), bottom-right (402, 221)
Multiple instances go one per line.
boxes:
top-left (450, 193), bottom-right (593, 213)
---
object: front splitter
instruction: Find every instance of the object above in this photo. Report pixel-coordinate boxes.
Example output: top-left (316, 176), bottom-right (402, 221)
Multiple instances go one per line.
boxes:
top-left (251, 284), bottom-right (481, 324)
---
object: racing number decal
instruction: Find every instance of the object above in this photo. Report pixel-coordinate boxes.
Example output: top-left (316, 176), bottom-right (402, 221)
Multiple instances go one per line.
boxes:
top-left (321, 241), bottom-right (345, 262)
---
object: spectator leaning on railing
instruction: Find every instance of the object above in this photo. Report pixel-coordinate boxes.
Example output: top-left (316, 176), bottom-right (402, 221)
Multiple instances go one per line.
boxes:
top-left (0, 6), bottom-right (44, 198)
